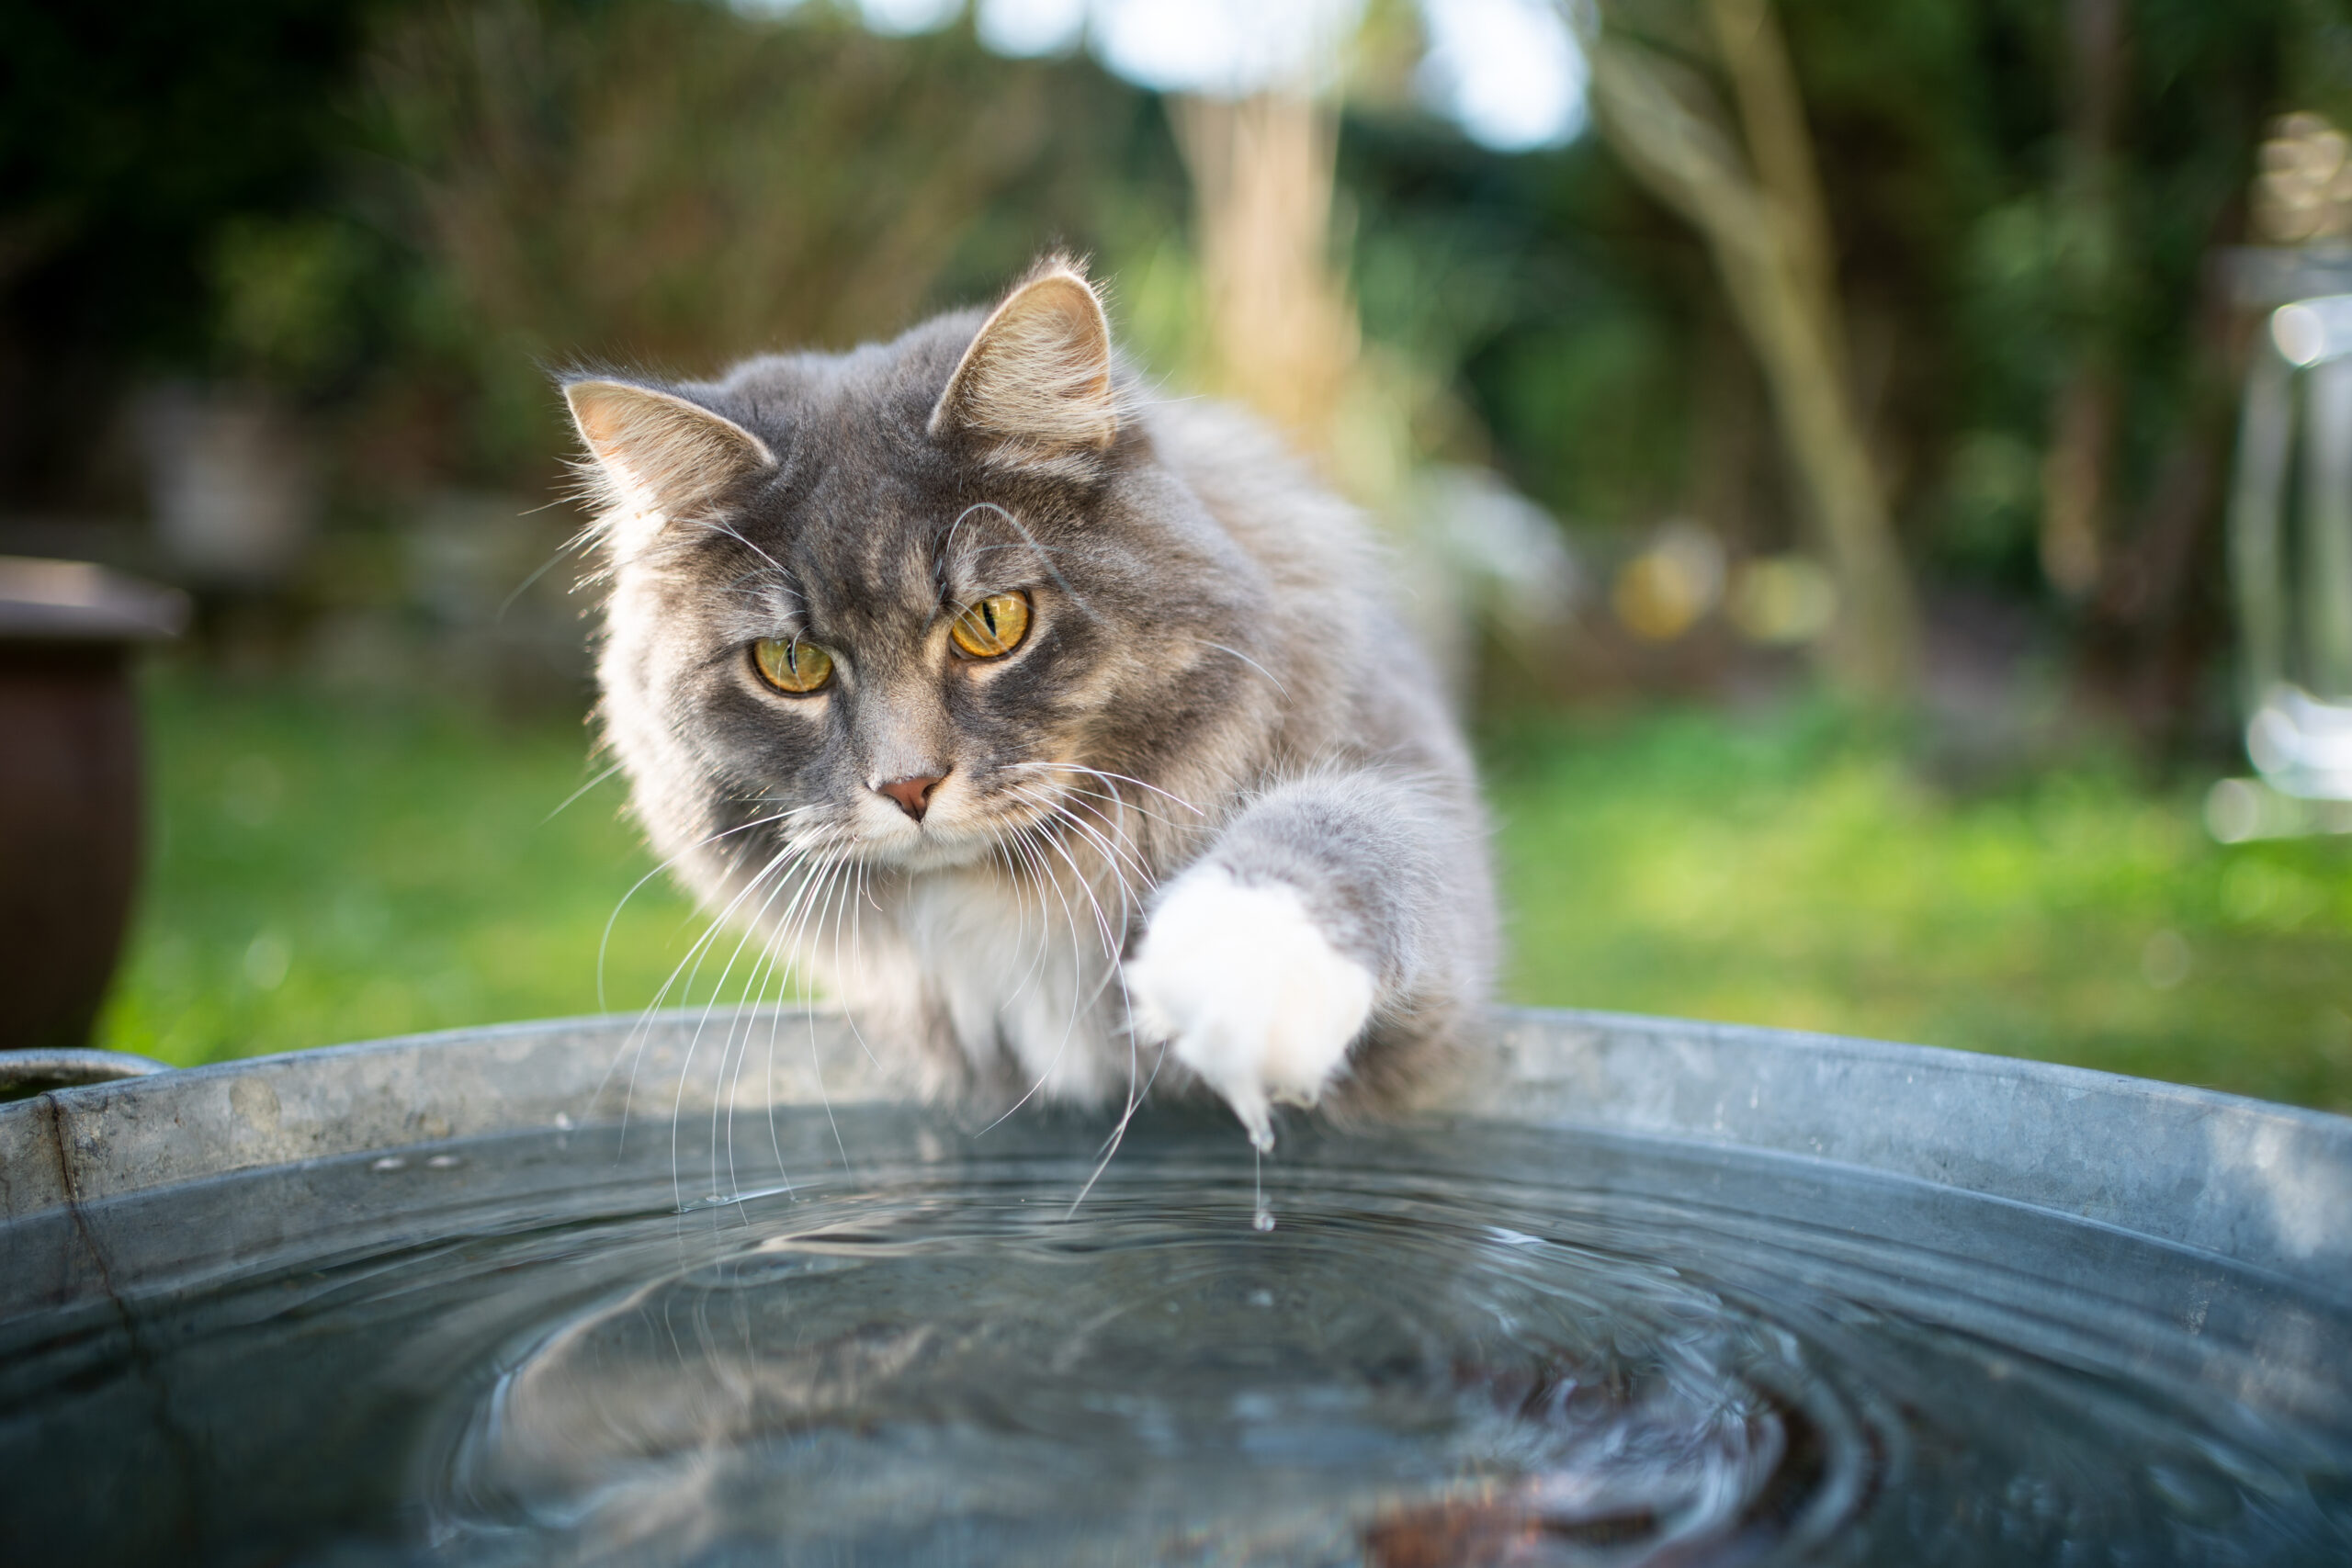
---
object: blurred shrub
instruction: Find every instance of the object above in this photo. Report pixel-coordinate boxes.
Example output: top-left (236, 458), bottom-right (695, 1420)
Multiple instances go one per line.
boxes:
top-left (362, 0), bottom-right (1186, 484)
top-left (0, 0), bottom-right (379, 508)
top-left (208, 214), bottom-right (383, 393)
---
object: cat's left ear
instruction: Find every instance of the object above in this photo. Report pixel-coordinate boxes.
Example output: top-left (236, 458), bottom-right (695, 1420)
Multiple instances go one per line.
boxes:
top-left (564, 379), bottom-right (774, 548)
top-left (929, 261), bottom-right (1118, 476)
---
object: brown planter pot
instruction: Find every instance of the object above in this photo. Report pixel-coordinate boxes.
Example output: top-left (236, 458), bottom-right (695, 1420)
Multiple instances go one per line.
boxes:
top-left (0, 558), bottom-right (186, 1051)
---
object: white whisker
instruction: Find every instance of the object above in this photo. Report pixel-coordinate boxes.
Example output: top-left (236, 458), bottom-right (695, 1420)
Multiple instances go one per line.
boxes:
top-left (1001, 760), bottom-right (1204, 818)
top-left (602, 830), bottom-right (808, 1148)
top-left (1068, 1034), bottom-right (1170, 1217)
top-left (676, 840), bottom-right (831, 1213)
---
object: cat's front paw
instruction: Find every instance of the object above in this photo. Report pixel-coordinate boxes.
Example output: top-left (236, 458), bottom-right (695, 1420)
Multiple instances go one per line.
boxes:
top-left (1123, 865), bottom-right (1376, 1149)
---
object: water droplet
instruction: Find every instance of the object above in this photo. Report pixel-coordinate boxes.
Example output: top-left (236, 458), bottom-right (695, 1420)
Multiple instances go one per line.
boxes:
top-left (368, 1156), bottom-right (406, 1173)
top-left (1252, 1209), bottom-right (1275, 1233)
top-left (426, 1155), bottom-right (462, 1170)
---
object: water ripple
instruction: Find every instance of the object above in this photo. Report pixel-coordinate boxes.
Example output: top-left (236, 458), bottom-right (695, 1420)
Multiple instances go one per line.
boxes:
top-left (2, 1110), bottom-right (2347, 1566)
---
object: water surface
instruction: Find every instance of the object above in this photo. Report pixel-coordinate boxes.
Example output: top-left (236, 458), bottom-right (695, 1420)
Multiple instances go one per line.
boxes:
top-left (4, 1106), bottom-right (2347, 1565)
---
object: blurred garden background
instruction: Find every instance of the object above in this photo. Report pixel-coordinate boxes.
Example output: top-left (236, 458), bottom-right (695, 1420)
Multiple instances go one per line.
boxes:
top-left (6, 0), bottom-right (2352, 1110)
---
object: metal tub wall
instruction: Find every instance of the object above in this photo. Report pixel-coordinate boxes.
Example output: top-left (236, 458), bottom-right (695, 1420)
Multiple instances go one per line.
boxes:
top-left (4, 1008), bottom-right (2348, 1311)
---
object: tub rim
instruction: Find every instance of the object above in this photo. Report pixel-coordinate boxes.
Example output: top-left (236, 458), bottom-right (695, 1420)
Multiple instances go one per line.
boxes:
top-left (4, 1006), bottom-right (2346, 1290)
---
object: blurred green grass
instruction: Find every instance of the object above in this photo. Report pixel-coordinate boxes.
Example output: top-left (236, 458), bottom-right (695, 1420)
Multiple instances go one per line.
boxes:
top-left (1489, 707), bottom-right (2352, 1113)
top-left (96, 673), bottom-right (707, 1066)
top-left (101, 675), bottom-right (2352, 1113)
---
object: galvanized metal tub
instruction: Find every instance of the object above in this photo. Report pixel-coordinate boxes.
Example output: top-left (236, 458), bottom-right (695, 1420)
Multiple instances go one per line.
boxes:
top-left (4, 1008), bottom-right (2349, 1565)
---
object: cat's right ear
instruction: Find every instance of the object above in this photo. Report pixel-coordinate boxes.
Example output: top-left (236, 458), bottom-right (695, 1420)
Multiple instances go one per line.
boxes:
top-left (563, 379), bottom-right (774, 548)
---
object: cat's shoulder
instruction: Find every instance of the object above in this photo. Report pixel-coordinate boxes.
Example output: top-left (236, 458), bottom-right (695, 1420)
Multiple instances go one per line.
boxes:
top-left (1135, 397), bottom-right (1374, 574)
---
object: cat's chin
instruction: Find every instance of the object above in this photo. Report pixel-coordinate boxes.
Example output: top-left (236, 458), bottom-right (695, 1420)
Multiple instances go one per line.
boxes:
top-left (860, 829), bottom-right (1003, 876)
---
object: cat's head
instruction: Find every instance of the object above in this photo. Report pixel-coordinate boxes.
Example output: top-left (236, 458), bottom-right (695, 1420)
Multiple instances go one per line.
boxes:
top-left (567, 260), bottom-right (1263, 887)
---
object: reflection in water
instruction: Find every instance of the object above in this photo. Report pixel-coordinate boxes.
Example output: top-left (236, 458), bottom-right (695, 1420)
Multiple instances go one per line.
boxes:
top-left (444, 1202), bottom-right (1838, 1564)
top-left (2, 1110), bottom-right (2349, 1565)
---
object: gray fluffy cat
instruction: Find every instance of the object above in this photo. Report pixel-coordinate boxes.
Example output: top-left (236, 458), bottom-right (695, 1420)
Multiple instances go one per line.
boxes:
top-left (566, 259), bottom-right (1493, 1148)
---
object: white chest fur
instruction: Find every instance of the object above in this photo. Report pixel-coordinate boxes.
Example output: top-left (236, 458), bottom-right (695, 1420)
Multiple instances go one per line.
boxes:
top-left (834, 868), bottom-right (1130, 1103)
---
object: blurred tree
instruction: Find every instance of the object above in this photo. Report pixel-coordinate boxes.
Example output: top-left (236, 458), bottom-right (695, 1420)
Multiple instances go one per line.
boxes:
top-left (0, 0), bottom-right (389, 510)
top-left (1174, 90), bottom-right (1360, 463)
top-left (11, 0), bottom-right (2346, 736)
top-left (2037, 0), bottom-right (2123, 603)
top-left (1336, 0), bottom-right (2342, 737)
top-left (365, 0), bottom-right (1184, 487)
top-left (1582, 0), bottom-right (1920, 701)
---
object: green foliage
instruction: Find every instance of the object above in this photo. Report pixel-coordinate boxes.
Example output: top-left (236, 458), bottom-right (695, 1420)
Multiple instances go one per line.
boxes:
top-left (1783, 0), bottom-right (2289, 585)
top-left (0, 0), bottom-right (380, 367)
top-left (358, 0), bottom-right (1188, 486)
top-left (0, 0), bottom-right (386, 504)
top-left (1337, 0), bottom-right (2322, 622)
top-left (208, 214), bottom-right (385, 391)
top-left (1480, 309), bottom-right (1690, 522)
top-left (101, 676), bottom-right (2352, 1113)
top-left (1489, 704), bottom-right (2352, 1111)
top-left (1340, 113), bottom-right (1713, 532)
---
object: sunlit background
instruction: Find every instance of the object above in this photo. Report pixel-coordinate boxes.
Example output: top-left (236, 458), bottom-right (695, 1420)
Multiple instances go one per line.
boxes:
top-left (6, 0), bottom-right (2352, 1110)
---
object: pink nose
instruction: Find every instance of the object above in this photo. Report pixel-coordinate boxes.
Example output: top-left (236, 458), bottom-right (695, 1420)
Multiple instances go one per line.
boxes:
top-left (876, 773), bottom-right (945, 821)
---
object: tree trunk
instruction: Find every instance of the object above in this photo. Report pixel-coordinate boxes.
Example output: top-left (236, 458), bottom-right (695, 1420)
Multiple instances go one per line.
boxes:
top-left (1585, 5), bottom-right (1918, 699)
top-left (2041, 0), bottom-right (2126, 600)
top-left (1170, 91), bottom-right (1358, 462)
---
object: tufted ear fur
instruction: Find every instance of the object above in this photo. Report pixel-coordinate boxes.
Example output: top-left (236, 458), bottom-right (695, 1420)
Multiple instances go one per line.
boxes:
top-left (929, 261), bottom-right (1118, 475)
top-left (564, 380), bottom-right (774, 546)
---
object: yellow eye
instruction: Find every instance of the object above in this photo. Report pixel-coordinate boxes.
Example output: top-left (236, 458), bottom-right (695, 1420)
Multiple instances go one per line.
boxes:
top-left (949, 591), bottom-right (1031, 660)
top-left (751, 637), bottom-right (833, 694)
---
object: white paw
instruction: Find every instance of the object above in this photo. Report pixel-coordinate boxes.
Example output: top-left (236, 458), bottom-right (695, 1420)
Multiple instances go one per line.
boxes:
top-left (1122, 866), bottom-right (1376, 1149)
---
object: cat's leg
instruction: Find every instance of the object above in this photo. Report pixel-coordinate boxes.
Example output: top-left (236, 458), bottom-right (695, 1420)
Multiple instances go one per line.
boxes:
top-left (1121, 768), bottom-right (1486, 1146)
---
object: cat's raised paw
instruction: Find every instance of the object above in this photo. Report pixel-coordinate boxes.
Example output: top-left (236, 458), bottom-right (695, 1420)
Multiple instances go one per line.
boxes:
top-left (1123, 865), bottom-right (1375, 1150)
